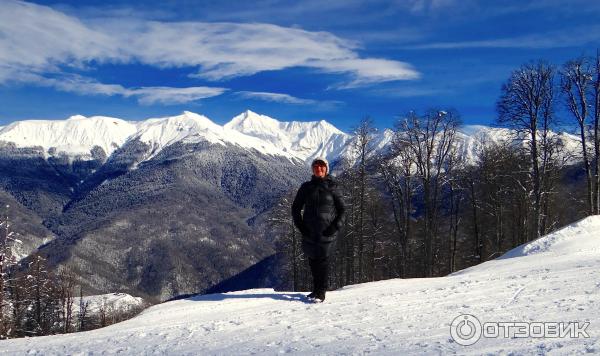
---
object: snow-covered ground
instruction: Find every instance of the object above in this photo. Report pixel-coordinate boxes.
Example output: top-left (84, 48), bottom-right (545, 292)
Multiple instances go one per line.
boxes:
top-left (73, 292), bottom-right (146, 315)
top-left (2, 217), bottom-right (599, 355)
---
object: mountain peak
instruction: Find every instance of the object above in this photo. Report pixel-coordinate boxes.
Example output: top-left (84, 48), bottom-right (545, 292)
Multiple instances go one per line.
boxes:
top-left (67, 114), bottom-right (87, 121)
top-left (161, 111), bottom-right (219, 129)
top-left (226, 111), bottom-right (281, 131)
top-left (181, 110), bottom-right (201, 117)
top-left (315, 119), bottom-right (345, 135)
top-left (224, 112), bottom-right (350, 163)
top-left (243, 109), bottom-right (259, 117)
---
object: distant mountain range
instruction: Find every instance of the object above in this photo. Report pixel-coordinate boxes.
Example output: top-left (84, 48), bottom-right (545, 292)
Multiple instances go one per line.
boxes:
top-left (0, 110), bottom-right (582, 301)
top-left (0, 110), bottom-right (350, 165)
top-left (0, 110), bottom-right (581, 168)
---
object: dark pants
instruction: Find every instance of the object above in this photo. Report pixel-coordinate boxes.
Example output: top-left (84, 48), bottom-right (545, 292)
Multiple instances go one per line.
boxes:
top-left (308, 257), bottom-right (329, 292)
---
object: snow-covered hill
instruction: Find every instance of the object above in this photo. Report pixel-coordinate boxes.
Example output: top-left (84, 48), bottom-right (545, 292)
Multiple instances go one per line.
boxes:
top-left (3, 216), bottom-right (598, 355)
top-left (74, 293), bottom-right (146, 315)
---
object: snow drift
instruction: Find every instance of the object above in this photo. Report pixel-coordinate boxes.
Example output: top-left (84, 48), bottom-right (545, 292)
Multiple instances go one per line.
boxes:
top-left (1, 216), bottom-right (599, 355)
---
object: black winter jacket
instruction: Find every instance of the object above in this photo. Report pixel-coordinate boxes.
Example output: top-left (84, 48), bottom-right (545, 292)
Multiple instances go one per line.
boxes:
top-left (291, 175), bottom-right (345, 258)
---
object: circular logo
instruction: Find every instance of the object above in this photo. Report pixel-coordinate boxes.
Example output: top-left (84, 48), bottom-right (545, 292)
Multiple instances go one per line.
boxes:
top-left (450, 314), bottom-right (482, 346)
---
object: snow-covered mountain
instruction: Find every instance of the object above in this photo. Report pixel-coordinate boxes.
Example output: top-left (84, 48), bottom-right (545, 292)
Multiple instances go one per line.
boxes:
top-left (0, 110), bottom-right (347, 165)
top-left (3, 215), bottom-right (598, 354)
top-left (0, 110), bottom-right (582, 169)
top-left (0, 115), bottom-right (137, 159)
top-left (132, 111), bottom-right (299, 162)
top-left (224, 110), bottom-right (351, 163)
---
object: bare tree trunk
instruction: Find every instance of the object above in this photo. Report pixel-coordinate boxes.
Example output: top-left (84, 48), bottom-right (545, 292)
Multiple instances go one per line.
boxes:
top-left (469, 180), bottom-right (482, 263)
top-left (449, 183), bottom-right (461, 273)
top-left (594, 52), bottom-right (600, 214)
top-left (561, 58), bottom-right (593, 214)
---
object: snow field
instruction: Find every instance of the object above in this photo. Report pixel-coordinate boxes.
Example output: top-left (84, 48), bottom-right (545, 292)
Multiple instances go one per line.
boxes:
top-left (2, 217), bottom-right (600, 354)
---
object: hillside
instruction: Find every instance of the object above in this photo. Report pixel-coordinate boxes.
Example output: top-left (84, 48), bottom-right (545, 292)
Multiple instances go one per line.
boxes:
top-left (2, 216), bottom-right (598, 354)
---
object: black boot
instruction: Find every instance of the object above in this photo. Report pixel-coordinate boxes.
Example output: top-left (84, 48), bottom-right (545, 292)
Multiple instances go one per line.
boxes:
top-left (313, 290), bottom-right (326, 303)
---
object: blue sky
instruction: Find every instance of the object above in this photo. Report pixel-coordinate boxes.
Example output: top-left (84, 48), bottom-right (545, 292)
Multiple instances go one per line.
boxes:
top-left (1, 0), bottom-right (599, 132)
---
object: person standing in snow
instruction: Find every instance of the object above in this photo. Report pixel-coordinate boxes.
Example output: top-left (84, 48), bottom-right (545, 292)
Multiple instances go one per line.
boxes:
top-left (291, 157), bottom-right (345, 302)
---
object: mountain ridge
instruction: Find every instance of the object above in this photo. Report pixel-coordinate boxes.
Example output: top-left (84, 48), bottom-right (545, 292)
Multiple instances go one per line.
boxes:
top-left (3, 110), bottom-right (577, 171)
top-left (0, 110), bottom-right (352, 165)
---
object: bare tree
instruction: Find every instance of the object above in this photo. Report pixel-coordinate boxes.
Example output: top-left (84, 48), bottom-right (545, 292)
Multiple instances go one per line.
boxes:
top-left (97, 296), bottom-right (110, 328)
top-left (0, 204), bottom-right (21, 339)
top-left (56, 268), bottom-right (77, 333)
top-left (396, 109), bottom-right (461, 277)
top-left (270, 190), bottom-right (306, 291)
top-left (351, 117), bottom-right (377, 282)
top-left (335, 165), bottom-right (357, 285)
top-left (593, 51), bottom-right (600, 213)
top-left (561, 57), bottom-right (595, 214)
top-left (25, 254), bottom-right (58, 336)
top-left (378, 136), bottom-right (416, 278)
top-left (444, 144), bottom-right (464, 273)
top-left (497, 61), bottom-right (558, 239)
top-left (77, 286), bottom-right (90, 331)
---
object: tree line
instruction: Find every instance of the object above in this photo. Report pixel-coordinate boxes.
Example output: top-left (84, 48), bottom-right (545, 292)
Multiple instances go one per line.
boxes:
top-left (0, 206), bottom-right (147, 339)
top-left (272, 51), bottom-right (600, 292)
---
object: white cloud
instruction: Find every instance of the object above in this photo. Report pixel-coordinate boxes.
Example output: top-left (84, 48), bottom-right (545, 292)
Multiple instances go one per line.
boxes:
top-left (236, 91), bottom-right (343, 109)
top-left (0, 1), bottom-right (117, 73)
top-left (0, 0), bottom-right (420, 91)
top-left (131, 87), bottom-right (227, 105)
top-left (313, 58), bottom-right (420, 88)
top-left (237, 91), bottom-right (319, 105)
top-left (369, 86), bottom-right (448, 98)
top-left (11, 72), bottom-right (227, 105)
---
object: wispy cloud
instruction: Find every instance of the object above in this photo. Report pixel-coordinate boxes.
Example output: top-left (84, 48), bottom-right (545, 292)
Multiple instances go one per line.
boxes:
top-left (0, 0), bottom-right (420, 93)
top-left (369, 86), bottom-right (449, 98)
top-left (317, 58), bottom-right (419, 89)
top-left (130, 87), bottom-right (228, 105)
top-left (9, 72), bottom-right (227, 105)
top-left (407, 26), bottom-right (600, 50)
top-left (237, 91), bottom-right (319, 105)
top-left (236, 91), bottom-right (343, 110)
top-left (406, 0), bottom-right (458, 14)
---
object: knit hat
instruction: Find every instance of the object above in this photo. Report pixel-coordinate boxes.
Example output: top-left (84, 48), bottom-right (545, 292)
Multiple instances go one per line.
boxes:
top-left (311, 157), bottom-right (329, 173)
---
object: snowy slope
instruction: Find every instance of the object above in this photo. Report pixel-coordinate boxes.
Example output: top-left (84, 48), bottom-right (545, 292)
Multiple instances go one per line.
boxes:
top-left (2, 216), bottom-right (599, 355)
top-left (73, 293), bottom-right (146, 315)
top-left (454, 125), bottom-right (511, 163)
top-left (496, 216), bottom-right (600, 259)
top-left (224, 110), bottom-right (351, 163)
top-left (0, 115), bottom-right (137, 158)
top-left (131, 111), bottom-right (298, 162)
top-left (335, 128), bottom-right (395, 169)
